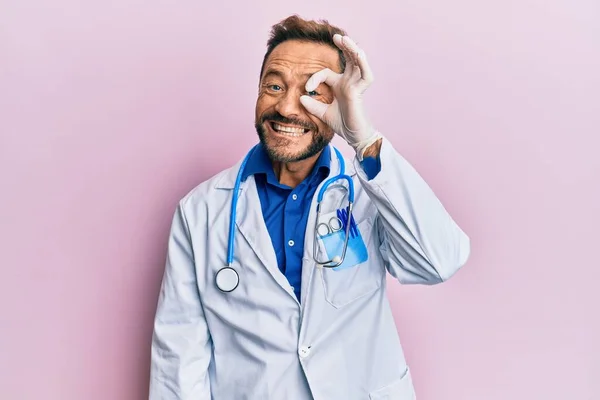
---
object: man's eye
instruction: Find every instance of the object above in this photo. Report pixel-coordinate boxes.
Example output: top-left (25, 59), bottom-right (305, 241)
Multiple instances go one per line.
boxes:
top-left (307, 90), bottom-right (319, 96)
top-left (269, 85), bottom-right (282, 91)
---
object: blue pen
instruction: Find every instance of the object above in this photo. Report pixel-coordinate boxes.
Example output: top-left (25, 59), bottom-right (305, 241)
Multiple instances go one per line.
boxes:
top-left (350, 213), bottom-right (358, 237)
top-left (336, 209), bottom-right (342, 226)
top-left (338, 208), bottom-right (357, 238)
top-left (338, 209), bottom-right (348, 236)
top-left (347, 209), bottom-right (356, 237)
top-left (336, 209), bottom-right (345, 233)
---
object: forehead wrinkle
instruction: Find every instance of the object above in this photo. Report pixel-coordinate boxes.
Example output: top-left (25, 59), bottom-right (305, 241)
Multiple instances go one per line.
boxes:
top-left (263, 59), bottom-right (330, 83)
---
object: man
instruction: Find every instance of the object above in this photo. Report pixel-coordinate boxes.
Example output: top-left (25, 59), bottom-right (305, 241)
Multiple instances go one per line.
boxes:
top-left (149, 15), bottom-right (470, 400)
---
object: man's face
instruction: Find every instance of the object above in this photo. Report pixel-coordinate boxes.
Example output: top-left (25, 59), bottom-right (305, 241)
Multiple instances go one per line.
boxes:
top-left (255, 40), bottom-right (341, 162)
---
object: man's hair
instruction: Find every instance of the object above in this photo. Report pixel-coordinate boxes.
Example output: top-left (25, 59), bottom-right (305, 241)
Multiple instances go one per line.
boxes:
top-left (259, 15), bottom-right (348, 80)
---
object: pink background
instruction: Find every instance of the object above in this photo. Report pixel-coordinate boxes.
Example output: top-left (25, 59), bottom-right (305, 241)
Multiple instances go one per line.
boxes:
top-left (1, 1), bottom-right (599, 399)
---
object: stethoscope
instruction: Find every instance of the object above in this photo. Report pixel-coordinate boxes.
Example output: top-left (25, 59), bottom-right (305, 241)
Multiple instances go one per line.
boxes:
top-left (215, 144), bottom-right (355, 293)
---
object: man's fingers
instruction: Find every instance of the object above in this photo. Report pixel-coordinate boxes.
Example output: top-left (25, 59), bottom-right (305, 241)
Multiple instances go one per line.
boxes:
top-left (300, 95), bottom-right (331, 121)
top-left (333, 34), bottom-right (374, 84)
top-left (333, 34), bottom-right (355, 78)
top-left (355, 48), bottom-right (374, 84)
top-left (305, 68), bottom-right (341, 92)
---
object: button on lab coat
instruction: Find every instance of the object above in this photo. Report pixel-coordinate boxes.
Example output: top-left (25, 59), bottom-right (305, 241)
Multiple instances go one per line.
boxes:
top-left (149, 137), bottom-right (471, 399)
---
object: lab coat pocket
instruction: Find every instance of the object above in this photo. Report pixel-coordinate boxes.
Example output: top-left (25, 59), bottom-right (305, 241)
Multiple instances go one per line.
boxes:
top-left (319, 223), bottom-right (368, 271)
top-left (319, 216), bottom-right (383, 308)
top-left (369, 368), bottom-right (416, 400)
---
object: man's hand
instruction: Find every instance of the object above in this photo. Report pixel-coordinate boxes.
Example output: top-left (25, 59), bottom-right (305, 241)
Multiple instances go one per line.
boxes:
top-left (300, 34), bottom-right (382, 160)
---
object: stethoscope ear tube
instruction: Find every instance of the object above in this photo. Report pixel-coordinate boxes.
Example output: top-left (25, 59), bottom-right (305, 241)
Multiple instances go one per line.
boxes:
top-left (226, 146), bottom-right (257, 267)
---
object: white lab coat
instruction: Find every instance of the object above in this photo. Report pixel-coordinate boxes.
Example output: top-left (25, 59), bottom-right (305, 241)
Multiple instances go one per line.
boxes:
top-left (149, 137), bottom-right (470, 399)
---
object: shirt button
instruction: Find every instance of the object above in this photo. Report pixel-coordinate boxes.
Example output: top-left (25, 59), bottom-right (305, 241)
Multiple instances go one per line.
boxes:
top-left (299, 346), bottom-right (311, 358)
top-left (292, 194), bottom-right (298, 200)
top-left (288, 240), bottom-right (295, 247)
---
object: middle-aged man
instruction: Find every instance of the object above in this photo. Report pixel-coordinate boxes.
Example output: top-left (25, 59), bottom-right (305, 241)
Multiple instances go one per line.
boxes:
top-left (150, 15), bottom-right (471, 400)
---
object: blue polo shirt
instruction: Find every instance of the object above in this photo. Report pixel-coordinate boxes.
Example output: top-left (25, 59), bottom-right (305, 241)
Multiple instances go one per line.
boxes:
top-left (242, 144), bottom-right (380, 302)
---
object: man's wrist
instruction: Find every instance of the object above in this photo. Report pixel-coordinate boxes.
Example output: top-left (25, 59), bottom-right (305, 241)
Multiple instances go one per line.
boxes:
top-left (353, 131), bottom-right (382, 161)
top-left (361, 137), bottom-right (382, 159)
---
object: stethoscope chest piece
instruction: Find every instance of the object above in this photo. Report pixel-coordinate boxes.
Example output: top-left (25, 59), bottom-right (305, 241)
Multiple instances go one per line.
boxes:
top-left (215, 267), bottom-right (239, 293)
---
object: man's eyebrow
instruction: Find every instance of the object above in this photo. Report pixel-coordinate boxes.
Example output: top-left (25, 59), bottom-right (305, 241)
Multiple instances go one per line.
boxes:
top-left (261, 68), bottom-right (314, 81)
top-left (262, 69), bottom-right (284, 80)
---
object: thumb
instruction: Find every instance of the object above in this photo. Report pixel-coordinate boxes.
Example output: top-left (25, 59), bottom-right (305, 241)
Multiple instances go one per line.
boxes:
top-left (300, 96), bottom-right (330, 121)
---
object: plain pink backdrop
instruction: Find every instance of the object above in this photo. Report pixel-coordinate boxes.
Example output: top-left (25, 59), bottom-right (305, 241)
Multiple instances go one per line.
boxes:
top-left (1, 1), bottom-right (599, 399)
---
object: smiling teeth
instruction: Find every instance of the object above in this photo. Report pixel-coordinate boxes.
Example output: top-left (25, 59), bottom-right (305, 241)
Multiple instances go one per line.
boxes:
top-left (273, 123), bottom-right (306, 136)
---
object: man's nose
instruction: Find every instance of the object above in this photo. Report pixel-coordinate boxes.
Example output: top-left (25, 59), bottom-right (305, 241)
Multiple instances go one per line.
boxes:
top-left (274, 89), bottom-right (304, 119)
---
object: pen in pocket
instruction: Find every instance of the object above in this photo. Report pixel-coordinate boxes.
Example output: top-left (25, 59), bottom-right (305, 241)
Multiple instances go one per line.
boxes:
top-left (337, 208), bottom-right (358, 237)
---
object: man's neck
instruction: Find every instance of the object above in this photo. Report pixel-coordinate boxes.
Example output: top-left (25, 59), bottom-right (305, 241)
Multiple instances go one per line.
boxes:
top-left (272, 151), bottom-right (323, 188)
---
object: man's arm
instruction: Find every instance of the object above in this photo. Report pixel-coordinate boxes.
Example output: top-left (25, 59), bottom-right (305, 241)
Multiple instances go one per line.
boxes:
top-left (300, 34), bottom-right (470, 283)
top-left (149, 203), bottom-right (212, 399)
top-left (355, 137), bottom-right (471, 284)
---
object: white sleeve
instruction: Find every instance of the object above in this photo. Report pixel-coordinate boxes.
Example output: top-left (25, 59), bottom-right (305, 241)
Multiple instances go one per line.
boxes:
top-left (149, 203), bottom-right (212, 399)
top-left (354, 137), bottom-right (471, 284)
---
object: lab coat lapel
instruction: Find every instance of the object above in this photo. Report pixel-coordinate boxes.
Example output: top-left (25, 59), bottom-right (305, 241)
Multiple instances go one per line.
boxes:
top-left (235, 176), bottom-right (298, 300)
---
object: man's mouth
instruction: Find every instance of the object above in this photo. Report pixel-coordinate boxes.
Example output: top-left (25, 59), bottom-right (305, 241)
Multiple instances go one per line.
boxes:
top-left (269, 121), bottom-right (310, 137)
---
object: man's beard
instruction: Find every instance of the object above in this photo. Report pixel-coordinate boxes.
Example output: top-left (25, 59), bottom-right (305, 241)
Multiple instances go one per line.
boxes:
top-left (255, 112), bottom-right (331, 163)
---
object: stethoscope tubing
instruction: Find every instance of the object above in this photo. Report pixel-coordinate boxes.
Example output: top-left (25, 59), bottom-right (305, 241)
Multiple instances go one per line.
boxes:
top-left (219, 145), bottom-right (353, 292)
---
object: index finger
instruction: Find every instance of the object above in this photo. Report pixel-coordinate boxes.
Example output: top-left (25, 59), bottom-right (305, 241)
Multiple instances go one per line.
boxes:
top-left (305, 67), bottom-right (341, 92)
